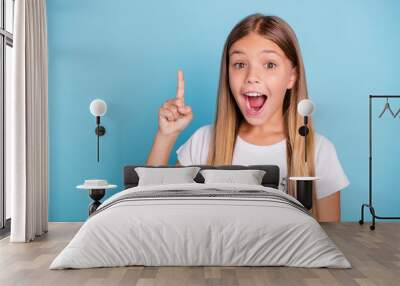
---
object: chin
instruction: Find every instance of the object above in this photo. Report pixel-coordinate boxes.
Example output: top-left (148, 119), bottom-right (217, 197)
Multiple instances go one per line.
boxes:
top-left (244, 118), bottom-right (267, 126)
top-left (242, 113), bottom-right (273, 126)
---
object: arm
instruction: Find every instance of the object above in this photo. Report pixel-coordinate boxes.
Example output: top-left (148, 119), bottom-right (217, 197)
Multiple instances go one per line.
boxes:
top-left (146, 132), bottom-right (179, 166)
top-left (146, 70), bottom-right (193, 166)
top-left (316, 191), bottom-right (341, 222)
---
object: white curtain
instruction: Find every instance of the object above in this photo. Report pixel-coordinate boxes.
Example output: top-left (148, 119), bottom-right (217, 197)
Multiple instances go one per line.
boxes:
top-left (7, 0), bottom-right (48, 242)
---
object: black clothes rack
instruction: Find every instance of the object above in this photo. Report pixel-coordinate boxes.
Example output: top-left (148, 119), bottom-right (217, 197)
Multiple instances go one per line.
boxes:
top-left (359, 95), bottom-right (400, 230)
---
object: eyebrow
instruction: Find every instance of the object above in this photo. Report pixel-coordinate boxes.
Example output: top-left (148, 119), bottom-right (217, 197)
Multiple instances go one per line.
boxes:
top-left (229, 49), bottom-right (281, 57)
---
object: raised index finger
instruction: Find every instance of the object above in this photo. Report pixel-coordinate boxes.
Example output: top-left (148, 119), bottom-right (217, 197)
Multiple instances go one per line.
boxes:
top-left (176, 70), bottom-right (185, 103)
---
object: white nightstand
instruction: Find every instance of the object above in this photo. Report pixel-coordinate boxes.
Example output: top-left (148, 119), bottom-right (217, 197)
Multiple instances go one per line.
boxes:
top-left (77, 180), bottom-right (117, 215)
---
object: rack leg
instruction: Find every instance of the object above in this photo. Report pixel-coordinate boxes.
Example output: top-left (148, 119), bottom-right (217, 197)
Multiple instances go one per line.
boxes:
top-left (359, 202), bottom-right (400, 231)
top-left (370, 206), bottom-right (376, 231)
top-left (359, 203), bottom-right (377, 230)
top-left (359, 204), bottom-right (368, 225)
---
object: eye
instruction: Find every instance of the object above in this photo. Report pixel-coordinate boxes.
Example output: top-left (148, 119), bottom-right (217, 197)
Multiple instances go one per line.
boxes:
top-left (233, 62), bottom-right (246, 69)
top-left (265, 62), bottom-right (277, 69)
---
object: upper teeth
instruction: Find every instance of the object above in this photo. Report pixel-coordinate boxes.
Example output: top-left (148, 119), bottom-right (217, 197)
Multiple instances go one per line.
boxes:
top-left (245, 92), bottom-right (264, 97)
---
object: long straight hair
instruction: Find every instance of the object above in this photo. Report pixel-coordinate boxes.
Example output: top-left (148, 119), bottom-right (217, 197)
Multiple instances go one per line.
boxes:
top-left (207, 14), bottom-right (317, 215)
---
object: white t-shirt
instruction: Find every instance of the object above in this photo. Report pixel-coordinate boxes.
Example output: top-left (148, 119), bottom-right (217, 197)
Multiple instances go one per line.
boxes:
top-left (176, 124), bottom-right (350, 199)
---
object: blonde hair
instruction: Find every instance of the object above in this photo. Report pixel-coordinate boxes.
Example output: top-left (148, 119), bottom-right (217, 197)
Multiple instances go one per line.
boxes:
top-left (207, 14), bottom-right (317, 216)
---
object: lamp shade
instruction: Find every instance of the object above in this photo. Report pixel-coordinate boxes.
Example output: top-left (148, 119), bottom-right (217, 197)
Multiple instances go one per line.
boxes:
top-left (90, 99), bottom-right (107, 117)
top-left (297, 99), bottom-right (315, 116)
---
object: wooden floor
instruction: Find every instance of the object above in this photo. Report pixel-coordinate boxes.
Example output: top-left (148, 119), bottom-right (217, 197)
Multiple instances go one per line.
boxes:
top-left (0, 222), bottom-right (399, 286)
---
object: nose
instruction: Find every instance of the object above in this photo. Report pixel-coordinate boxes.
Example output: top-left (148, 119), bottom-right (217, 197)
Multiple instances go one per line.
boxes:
top-left (245, 67), bottom-right (261, 84)
top-left (247, 77), bottom-right (260, 84)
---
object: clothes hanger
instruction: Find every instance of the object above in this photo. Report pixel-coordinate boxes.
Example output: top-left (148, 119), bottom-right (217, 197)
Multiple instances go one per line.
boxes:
top-left (378, 98), bottom-right (395, 118)
top-left (394, 106), bottom-right (400, 118)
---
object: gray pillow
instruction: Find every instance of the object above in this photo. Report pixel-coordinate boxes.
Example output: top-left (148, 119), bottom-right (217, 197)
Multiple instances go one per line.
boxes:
top-left (200, 169), bottom-right (266, 185)
top-left (135, 167), bottom-right (201, 186)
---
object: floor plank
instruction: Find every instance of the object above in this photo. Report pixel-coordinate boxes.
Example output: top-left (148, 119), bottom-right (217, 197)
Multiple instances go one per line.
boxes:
top-left (0, 222), bottom-right (399, 286)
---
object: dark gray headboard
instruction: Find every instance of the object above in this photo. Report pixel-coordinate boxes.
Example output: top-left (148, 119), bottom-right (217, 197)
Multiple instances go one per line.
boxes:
top-left (124, 165), bottom-right (280, 189)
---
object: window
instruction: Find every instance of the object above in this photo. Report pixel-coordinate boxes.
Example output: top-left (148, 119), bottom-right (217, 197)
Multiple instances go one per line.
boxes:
top-left (0, 0), bottom-right (14, 234)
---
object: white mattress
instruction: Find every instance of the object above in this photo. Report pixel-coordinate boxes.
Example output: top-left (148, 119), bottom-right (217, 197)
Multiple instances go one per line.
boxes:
top-left (49, 183), bottom-right (351, 269)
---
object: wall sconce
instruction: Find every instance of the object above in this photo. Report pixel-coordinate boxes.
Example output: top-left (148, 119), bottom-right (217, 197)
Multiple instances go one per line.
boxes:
top-left (297, 99), bottom-right (314, 162)
top-left (89, 99), bottom-right (107, 162)
top-left (289, 99), bottom-right (320, 210)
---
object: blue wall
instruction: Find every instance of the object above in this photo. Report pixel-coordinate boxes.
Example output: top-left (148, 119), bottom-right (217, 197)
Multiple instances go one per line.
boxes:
top-left (47, 0), bottom-right (400, 222)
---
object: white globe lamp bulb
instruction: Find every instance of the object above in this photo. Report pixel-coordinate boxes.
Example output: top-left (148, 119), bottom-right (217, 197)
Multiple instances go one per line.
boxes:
top-left (297, 99), bottom-right (315, 116)
top-left (90, 99), bottom-right (107, 117)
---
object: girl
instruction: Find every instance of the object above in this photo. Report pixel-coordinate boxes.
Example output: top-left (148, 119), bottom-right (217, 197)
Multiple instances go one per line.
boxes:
top-left (147, 14), bottom-right (349, 222)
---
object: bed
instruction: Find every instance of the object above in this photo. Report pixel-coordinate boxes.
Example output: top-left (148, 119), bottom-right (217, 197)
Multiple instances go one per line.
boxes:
top-left (49, 164), bottom-right (351, 269)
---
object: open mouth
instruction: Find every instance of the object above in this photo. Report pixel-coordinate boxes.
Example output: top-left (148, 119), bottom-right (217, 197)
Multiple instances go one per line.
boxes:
top-left (242, 92), bottom-right (268, 116)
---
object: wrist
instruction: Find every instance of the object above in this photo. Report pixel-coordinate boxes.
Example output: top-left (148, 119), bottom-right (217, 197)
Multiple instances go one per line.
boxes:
top-left (156, 130), bottom-right (180, 141)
